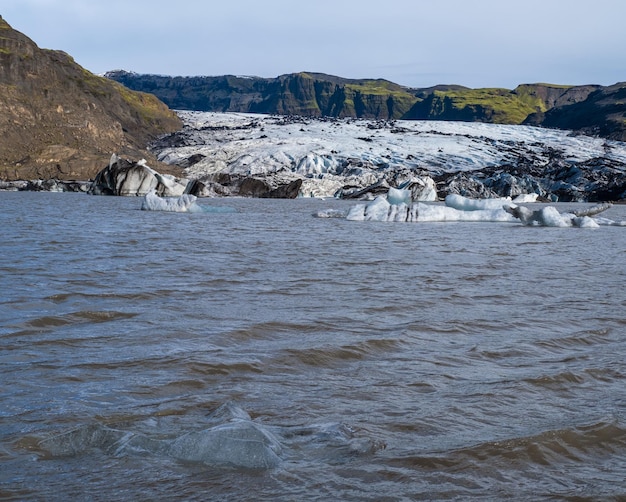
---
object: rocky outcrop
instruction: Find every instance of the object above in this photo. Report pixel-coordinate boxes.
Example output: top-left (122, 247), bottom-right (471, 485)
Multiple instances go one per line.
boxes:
top-left (514, 83), bottom-right (600, 111)
top-left (238, 177), bottom-right (303, 199)
top-left (0, 16), bottom-right (183, 182)
top-left (526, 83), bottom-right (626, 142)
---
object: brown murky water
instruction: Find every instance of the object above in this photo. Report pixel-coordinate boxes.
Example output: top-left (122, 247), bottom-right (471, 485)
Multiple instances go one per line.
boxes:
top-left (1, 193), bottom-right (625, 500)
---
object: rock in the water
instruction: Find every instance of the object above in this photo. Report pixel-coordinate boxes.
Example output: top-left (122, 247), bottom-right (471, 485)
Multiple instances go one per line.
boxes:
top-left (238, 176), bottom-right (302, 198)
top-left (184, 178), bottom-right (233, 197)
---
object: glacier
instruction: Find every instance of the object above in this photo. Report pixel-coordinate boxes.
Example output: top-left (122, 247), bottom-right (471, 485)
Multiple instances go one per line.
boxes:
top-left (149, 111), bottom-right (626, 201)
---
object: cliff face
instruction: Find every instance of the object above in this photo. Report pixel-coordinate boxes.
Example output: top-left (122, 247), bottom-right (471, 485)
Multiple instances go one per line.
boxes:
top-left (106, 71), bottom-right (420, 120)
top-left (403, 84), bottom-right (603, 124)
top-left (107, 70), bottom-right (626, 142)
top-left (530, 83), bottom-right (626, 141)
top-left (0, 17), bottom-right (183, 181)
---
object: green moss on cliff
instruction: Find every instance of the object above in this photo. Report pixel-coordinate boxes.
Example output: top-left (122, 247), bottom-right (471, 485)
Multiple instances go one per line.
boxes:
top-left (113, 81), bottom-right (180, 125)
top-left (513, 83), bottom-right (575, 113)
top-left (444, 88), bottom-right (534, 123)
top-left (406, 88), bottom-right (541, 124)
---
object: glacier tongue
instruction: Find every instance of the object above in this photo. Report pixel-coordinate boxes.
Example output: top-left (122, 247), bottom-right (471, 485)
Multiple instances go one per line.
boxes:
top-left (150, 111), bottom-right (626, 201)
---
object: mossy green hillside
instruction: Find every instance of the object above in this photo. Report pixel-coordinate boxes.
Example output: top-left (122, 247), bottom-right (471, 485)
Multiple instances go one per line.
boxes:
top-left (0, 16), bottom-right (182, 181)
top-left (420, 88), bottom-right (539, 124)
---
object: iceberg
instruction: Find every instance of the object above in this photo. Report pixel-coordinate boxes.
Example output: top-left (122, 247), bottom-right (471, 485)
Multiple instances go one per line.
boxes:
top-left (342, 190), bottom-right (626, 227)
top-left (141, 190), bottom-right (203, 212)
top-left (345, 194), bottom-right (516, 223)
top-left (504, 203), bottom-right (625, 227)
top-left (398, 176), bottom-right (438, 202)
top-left (89, 154), bottom-right (189, 197)
top-left (444, 193), bottom-right (512, 211)
top-left (141, 190), bottom-right (235, 213)
top-left (386, 187), bottom-right (412, 206)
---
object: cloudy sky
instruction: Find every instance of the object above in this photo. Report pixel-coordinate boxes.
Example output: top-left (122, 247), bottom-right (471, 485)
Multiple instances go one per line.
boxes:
top-left (4, 0), bottom-right (625, 89)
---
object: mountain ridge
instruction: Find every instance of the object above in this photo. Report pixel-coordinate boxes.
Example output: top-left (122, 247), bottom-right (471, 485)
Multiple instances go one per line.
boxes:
top-left (105, 70), bottom-right (626, 141)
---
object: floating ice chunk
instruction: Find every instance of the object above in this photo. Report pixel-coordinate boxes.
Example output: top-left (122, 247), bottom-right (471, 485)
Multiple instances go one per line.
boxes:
top-left (539, 206), bottom-right (571, 227)
top-left (415, 203), bottom-right (516, 222)
top-left (283, 422), bottom-right (386, 463)
top-left (26, 402), bottom-right (390, 470)
top-left (364, 196), bottom-right (392, 221)
top-left (141, 190), bottom-right (235, 213)
top-left (141, 190), bottom-right (202, 212)
top-left (503, 203), bottom-right (623, 227)
top-left (387, 187), bottom-right (412, 205)
top-left (346, 204), bottom-right (366, 221)
top-left (36, 424), bottom-right (127, 458)
top-left (138, 159), bottom-right (187, 196)
top-left (444, 194), bottom-right (513, 211)
top-left (398, 177), bottom-right (438, 201)
top-left (575, 216), bottom-right (600, 228)
top-left (345, 191), bottom-right (601, 224)
top-left (315, 208), bottom-right (349, 218)
top-left (346, 193), bottom-right (516, 223)
top-left (594, 217), bottom-right (626, 226)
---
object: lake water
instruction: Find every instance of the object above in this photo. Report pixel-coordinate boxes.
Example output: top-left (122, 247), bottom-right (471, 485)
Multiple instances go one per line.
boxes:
top-left (1, 192), bottom-right (625, 501)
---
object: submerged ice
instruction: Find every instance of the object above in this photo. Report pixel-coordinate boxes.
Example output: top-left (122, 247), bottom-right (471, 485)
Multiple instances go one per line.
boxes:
top-left (34, 403), bottom-right (281, 469)
top-left (29, 403), bottom-right (384, 470)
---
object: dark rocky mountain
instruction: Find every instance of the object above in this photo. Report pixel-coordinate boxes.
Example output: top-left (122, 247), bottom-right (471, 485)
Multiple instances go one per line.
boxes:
top-left (0, 17), bottom-right (183, 182)
top-left (106, 70), bottom-right (626, 141)
top-left (403, 84), bottom-right (600, 124)
top-left (524, 82), bottom-right (626, 141)
top-left (105, 70), bottom-right (421, 120)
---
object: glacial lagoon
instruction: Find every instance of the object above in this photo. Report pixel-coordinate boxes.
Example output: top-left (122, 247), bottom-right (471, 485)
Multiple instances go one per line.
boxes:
top-left (1, 192), bottom-right (625, 500)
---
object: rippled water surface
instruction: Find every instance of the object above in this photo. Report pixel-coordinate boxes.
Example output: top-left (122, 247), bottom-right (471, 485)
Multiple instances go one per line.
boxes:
top-left (1, 192), bottom-right (626, 501)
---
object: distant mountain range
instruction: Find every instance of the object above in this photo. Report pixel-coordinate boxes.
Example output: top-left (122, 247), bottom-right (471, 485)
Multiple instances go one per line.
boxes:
top-left (105, 71), bottom-right (626, 141)
top-left (0, 12), bottom-right (624, 185)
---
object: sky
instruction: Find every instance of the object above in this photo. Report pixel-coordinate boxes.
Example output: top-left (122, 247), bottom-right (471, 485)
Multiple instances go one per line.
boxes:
top-left (3, 0), bottom-right (626, 89)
